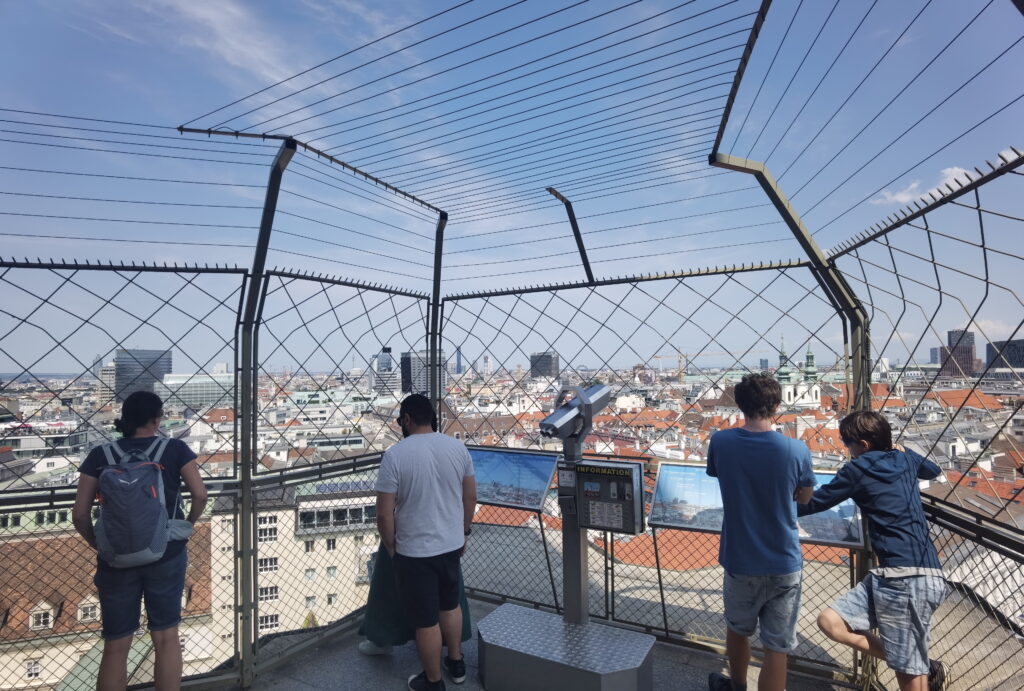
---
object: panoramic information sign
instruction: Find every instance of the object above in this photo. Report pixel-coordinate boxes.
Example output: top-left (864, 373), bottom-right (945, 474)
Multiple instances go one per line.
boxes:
top-left (649, 463), bottom-right (864, 548)
top-left (468, 447), bottom-right (558, 512)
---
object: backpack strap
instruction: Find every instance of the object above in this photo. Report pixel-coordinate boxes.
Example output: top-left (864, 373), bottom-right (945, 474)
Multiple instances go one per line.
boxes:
top-left (146, 436), bottom-right (170, 465)
top-left (101, 442), bottom-right (124, 467)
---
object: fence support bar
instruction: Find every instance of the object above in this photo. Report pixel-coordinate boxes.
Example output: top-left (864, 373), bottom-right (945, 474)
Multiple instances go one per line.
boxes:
top-left (708, 153), bottom-right (872, 411)
top-left (547, 187), bottom-right (595, 284)
top-left (239, 137), bottom-right (296, 688)
top-left (429, 211), bottom-right (449, 417)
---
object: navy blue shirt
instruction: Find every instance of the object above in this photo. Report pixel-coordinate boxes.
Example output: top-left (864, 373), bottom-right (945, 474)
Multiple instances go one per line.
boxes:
top-left (797, 449), bottom-right (942, 569)
top-left (708, 428), bottom-right (816, 575)
top-left (79, 436), bottom-right (197, 570)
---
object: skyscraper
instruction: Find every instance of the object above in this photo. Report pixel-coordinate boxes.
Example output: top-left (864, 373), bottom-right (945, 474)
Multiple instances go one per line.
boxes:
top-left (940, 330), bottom-right (976, 377)
top-left (378, 346), bottom-right (392, 372)
top-left (455, 347), bottom-right (463, 375)
top-left (400, 349), bottom-right (448, 395)
top-left (759, 358), bottom-right (769, 371)
top-left (110, 349), bottom-right (172, 402)
top-left (530, 351), bottom-right (560, 378)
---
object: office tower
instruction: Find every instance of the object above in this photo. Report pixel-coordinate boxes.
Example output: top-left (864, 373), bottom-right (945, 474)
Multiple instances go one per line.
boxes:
top-left (156, 373), bottom-right (235, 411)
top-left (455, 347), bottom-right (463, 375)
top-left (987, 339), bottom-right (1024, 368)
top-left (400, 350), bottom-right (448, 395)
top-left (483, 355), bottom-right (492, 378)
top-left (929, 347), bottom-right (940, 365)
top-left (110, 349), bottom-right (172, 402)
top-left (530, 351), bottom-right (560, 378)
top-left (759, 358), bottom-right (769, 370)
top-left (940, 330), bottom-right (976, 377)
top-left (378, 347), bottom-right (392, 372)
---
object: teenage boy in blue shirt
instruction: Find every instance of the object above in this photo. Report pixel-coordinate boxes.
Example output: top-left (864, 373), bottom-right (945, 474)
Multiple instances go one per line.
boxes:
top-left (707, 373), bottom-right (816, 691)
top-left (798, 410), bottom-right (949, 691)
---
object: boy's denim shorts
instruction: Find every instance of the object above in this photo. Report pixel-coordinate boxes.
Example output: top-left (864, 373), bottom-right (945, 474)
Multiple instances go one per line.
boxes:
top-left (831, 573), bottom-right (949, 676)
top-left (94, 550), bottom-right (188, 640)
top-left (723, 570), bottom-right (802, 653)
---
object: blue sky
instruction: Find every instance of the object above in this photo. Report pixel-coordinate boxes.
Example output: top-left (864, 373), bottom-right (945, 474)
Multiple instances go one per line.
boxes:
top-left (1, 0), bottom-right (1021, 373)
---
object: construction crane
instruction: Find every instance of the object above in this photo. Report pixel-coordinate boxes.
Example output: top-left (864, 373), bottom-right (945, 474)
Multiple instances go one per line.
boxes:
top-left (653, 349), bottom-right (771, 373)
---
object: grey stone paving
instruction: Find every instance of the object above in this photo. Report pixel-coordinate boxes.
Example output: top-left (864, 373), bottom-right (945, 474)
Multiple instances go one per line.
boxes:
top-left (252, 599), bottom-right (850, 690)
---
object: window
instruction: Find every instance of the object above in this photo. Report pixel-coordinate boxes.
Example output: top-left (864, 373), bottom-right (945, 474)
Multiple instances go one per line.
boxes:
top-left (25, 659), bottom-right (41, 680)
top-left (305, 596), bottom-right (316, 608)
top-left (257, 558), bottom-right (278, 573)
top-left (58, 510), bottom-right (68, 523)
top-left (327, 593), bottom-right (337, 605)
top-left (364, 506), bottom-right (376, 522)
top-left (332, 508), bottom-right (347, 526)
top-left (35, 511), bottom-right (44, 526)
top-left (79, 604), bottom-right (99, 623)
top-left (0, 515), bottom-right (7, 528)
top-left (47, 511), bottom-right (56, 524)
top-left (257, 515), bottom-right (277, 526)
top-left (305, 568), bottom-right (316, 582)
top-left (11, 515), bottom-right (19, 527)
top-left (304, 540), bottom-right (314, 553)
top-left (257, 527), bottom-right (277, 543)
top-left (349, 507), bottom-right (363, 524)
top-left (221, 575), bottom-right (233, 582)
top-left (258, 614), bottom-right (279, 632)
top-left (258, 586), bottom-right (279, 602)
top-left (326, 566), bottom-right (337, 579)
top-left (299, 510), bottom-right (332, 530)
top-left (30, 610), bottom-right (52, 630)
top-left (325, 538), bottom-right (336, 551)
top-left (356, 556), bottom-right (371, 584)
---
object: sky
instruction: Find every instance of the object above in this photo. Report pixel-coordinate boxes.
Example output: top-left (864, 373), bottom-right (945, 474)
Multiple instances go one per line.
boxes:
top-left (0, 0), bottom-right (1021, 374)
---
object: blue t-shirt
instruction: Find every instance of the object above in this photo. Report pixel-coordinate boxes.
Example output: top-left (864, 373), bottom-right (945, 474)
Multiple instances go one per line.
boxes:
top-left (707, 428), bottom-right (815, 575)
top-left (79, 436), bottom-right (197, 570)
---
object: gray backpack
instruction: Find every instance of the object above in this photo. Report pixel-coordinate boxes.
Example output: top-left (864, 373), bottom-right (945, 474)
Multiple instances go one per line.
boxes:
top-left (94, 437), bottom-right (190, 568)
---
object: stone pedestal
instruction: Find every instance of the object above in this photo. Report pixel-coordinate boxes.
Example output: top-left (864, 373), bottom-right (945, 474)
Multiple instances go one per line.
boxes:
top-left (478, 604), bottom-right (655, 691)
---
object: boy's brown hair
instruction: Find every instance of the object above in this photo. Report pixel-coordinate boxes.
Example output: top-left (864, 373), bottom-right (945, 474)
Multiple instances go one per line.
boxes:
top-left (733, 373), bottom-right (781, 420)
top-left (839, 410), bottom-right (893, 451)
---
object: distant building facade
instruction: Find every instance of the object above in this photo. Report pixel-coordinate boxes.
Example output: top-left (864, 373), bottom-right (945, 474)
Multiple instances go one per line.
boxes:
top-left (400, 349), bottom-right (448, 395)
top-left (101, 348), bottom-right (173, 402)
top-left (530, 352), bottom-right (560, 379)
top-left (156, 373), bottom-right (235, 411)
top-left (987, 339), bottom-right (1024, 368)
top-left (939, 330), bottom-right (976, 378)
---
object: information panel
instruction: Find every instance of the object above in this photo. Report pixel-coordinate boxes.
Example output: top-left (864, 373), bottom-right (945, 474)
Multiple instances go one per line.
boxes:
top-left (468, 447), bottom-right (558, 512)
top-left (649, 463), bottom-right (864, 548)
top-left (575, 460), bottom-right (645, 534)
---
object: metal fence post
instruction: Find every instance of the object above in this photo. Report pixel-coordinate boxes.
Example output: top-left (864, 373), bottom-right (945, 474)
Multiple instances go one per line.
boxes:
top-left (429, 211), bottom-right (448, 418)
top-left (238, 138), bottom-right (296, 688)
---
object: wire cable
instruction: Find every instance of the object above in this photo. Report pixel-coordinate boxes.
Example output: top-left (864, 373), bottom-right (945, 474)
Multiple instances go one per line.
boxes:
top-left (0, 137), bottom-right (269, 166)
top-left (183, 0), bottom-right (476, 127)
top-left (306, 1), bottom-right (744, 144)
top-left (0, 118), bottom-right (273, 146)
top-left (0, 128), bottom-right (274, 156)
top-left (0, 107), bottom-right (167, 129)
top-left (0, 190), bottom-right (260, 209)
top-left (0, 165), bottom-right (264, 188)
top-left (251, 1), bottom-right (600, 133)
top-left (810, 91), bottom-right (1024, 237)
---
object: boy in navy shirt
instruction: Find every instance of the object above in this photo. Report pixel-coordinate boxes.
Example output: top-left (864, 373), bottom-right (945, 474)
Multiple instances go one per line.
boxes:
top-left (707, 373), bottom-right (816, 691)
top-left (798, 411), bottom-right (949, 691)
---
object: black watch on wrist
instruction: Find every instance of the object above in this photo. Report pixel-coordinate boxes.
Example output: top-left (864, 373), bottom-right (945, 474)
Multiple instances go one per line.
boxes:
top-left (464, 528), bottom-right (472, 536)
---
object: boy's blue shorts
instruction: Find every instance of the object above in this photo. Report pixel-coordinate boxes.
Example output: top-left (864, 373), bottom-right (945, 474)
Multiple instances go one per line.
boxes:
top-left (723, 569), bottom-right (803, 653)
top-left (831, 573), bottom-right (949, 676)
top-left (94, 550), bottom-right (188, 640)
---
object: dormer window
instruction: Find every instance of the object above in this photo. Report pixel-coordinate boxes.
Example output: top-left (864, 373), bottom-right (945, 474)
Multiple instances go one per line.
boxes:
top-left (29, 603), bottom-right (53, 631)
top-left (78, 601), bottom-right (99, 623)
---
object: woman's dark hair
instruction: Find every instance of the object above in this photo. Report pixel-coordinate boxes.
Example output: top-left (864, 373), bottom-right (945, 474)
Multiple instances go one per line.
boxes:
top-left (400, 394), bottom-right (435, 427)
top-left (839, 410), bottom-right (893, 451)
top-left (733, 373), bottom-right (781, 420)
top-left (113, 391), bottom-right (164, 438)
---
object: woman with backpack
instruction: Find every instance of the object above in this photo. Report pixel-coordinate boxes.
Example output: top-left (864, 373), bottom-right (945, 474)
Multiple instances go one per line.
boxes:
top-left (73, 391), bottom-right (208, 691)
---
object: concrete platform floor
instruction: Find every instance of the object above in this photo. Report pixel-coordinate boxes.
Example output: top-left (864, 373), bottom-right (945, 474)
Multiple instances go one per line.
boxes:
top-left (252, 599), bottom-right (851, 690)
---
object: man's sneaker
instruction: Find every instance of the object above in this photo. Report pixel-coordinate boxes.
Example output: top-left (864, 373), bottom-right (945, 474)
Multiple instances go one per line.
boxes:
top-left (928, 659), bottom-right (948, 691)
top-left (408, 671), bottom-right (446, 691)
top-left (444, 655), bottom-right (467, 684)
top-left (357, 639), bottom-right (392, 656)
top-left (708, 671), bottom-right (746, 691)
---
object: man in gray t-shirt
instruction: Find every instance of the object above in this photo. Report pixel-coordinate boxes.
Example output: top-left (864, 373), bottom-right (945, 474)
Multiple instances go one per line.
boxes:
top-left (376, 394), bottom-right (476, 691)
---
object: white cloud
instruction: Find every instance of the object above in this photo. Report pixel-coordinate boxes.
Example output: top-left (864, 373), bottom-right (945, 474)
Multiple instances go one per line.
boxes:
top-left (870, 166), bottom-right (972, 206)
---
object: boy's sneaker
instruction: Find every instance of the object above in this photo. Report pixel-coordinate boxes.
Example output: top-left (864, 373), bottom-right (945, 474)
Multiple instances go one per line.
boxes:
top-left (708, 671), bottom-right (746, 691)
top-left (408, 671), bottom-right (446, 691)
top-left (357, 639), bottom-right (392, 656)
top-left (928, 659), bottom-right (948, 691)
top-left (444, 655), bottom-right (467, 684)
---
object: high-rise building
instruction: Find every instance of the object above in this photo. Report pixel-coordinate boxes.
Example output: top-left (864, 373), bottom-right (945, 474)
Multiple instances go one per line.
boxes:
top-left (104, 349), bottom-right (172, 402)
top-left (940, 330), bottom-right (976, 377)
top-left (455, 347), bottom-right (463, 375)
top-left (987, 339), bottom-right (1024, 368)
top-left (378, 347), bottom-right (392, 372)
top-left (483, 355), bottom-right (492, 378)
top-left (929, 347), bottom-right (941, 365)
top-left (759, 358), bottom-right (769, 370)
top-left (530, 352), bottom-right (560, 378)
top-left (400, 350), bottom-right (448, 395)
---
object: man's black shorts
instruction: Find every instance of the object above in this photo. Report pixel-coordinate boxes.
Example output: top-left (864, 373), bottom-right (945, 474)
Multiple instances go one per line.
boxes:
top-left (393, 548), bottom-right (462, 629)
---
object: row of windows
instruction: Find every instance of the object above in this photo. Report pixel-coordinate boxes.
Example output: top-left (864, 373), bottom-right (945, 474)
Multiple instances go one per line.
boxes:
top-left (297, 506), bottom-right (376, 530)
top-left (29, 603), bottom-right (99, 631)
top-left (0, 510), bottom-right (68, 529)
top-left (304, 538), bottom-right (338, 552)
